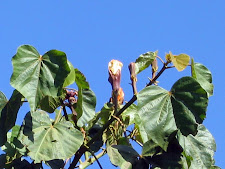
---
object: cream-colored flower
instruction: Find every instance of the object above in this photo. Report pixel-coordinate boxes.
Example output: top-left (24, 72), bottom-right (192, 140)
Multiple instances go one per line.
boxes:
top-left (108, 60), bottom-right (123, 75)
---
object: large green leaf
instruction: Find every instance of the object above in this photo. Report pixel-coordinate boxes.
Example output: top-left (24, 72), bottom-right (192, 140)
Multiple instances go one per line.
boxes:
top-left (137, 86), bottom-right (177, 150)
top-left (107, 145), bottom-right (139, 169)
top-left (191, 59), bottom-right (213, 97)
top-left (19, 110), bottom-right (83, 163)
top-left (170, 76), bottom-right (208, 136)
top-left (0, 90), bottom-right (23, 146)
top-left (135, 51), bottom-right (157, 74)
top-left (178, 124), bottom-right (216, 169)
top-left (10, 45), bottom-right (70, 111)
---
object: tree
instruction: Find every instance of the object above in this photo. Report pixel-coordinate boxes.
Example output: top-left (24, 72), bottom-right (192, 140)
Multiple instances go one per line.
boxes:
top-left (0, 45), bottom-right (220, 169)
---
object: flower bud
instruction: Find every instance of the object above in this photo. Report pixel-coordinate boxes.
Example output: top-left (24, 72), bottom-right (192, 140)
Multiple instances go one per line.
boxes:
top-left (128, 62), bottom-right (137, 82)
top-left (117, 87), bottom-right (124, 105)
top-left (108, 60), bottom-right (123, 91)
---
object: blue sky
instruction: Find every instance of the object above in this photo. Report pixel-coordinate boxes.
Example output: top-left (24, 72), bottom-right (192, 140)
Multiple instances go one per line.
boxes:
top-left (1, 1), bottom-right (225, 168)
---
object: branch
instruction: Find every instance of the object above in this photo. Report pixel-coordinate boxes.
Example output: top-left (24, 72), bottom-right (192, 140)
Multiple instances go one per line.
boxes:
top-left (146, 61), bottom-right (169, 86)
top-left (69, 62), bottom-right (169, 169)
top-left (87, 147), bottom-right (103, 169)
top-left (156, 55), bottom-right (165, 64)
top-left (63, 106), bottom-right (69, 121)
top-left (80, 149), bottom-right (106, 169)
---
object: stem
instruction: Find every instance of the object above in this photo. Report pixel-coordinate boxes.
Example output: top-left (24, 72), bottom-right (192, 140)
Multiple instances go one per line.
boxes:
top-left (69, 62), bottom-right (169, 169)
top-left (80, 150), bottom-right (106, 169)
top-left (55, 107), bottom-right (63, 123)
top-left (156, 55), bottom-right (165, 64)
top-left (146, 61), bottom-right (169, 86)
top-left (87, 147), bottom-right (103, 169)
top-left (63, 106), bottom-right (69, 121)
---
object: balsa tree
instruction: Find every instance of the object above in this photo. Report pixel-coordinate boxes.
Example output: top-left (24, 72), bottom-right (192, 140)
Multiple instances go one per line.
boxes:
top-left (0, 45), bottom-right (219, 169)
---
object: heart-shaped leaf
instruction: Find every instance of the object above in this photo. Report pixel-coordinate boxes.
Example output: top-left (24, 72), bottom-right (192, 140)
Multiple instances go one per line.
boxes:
top-left (10, 45), bottom-right (70, 111)
top-left (18, 110), bottom-right (84, 163)
top-left (137, 86), bottom-right (177, 150)
top-left (171, 53), bottom-right (190, 71)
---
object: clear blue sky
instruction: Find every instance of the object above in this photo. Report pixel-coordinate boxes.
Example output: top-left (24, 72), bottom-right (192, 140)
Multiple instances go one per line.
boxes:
top-left (1, 1), bottom-right (225, 168)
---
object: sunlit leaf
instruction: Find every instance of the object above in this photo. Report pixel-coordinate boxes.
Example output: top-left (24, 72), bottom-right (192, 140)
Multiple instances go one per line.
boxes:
top-left (191, 59), bottom-right (213, 97)
top-left (76, 88), bottom-right (96, 127)
top-left (171, 53), bottom-right (190, 71)
top-left (18, 110), bottom-right (83, 163)
top-left (107, 145), bottom-right (139, 169)
top-left (63, 61), bottom-right (76, 87)
top-left (122, 104), bottom-right (137, 125)
top-left (75, 68), bottom-right (89, 89)
top-left (10, 45), bottom-right (70, 111)
top-left (0, 90), bottom-right (23, 146)
top-left (137, 86), bottom-right (177, 150)
top-left (178, 124), bottom-right (216, 169)
top-left (0, 91), bottom-right (7, 111)
top-left (135, 51), bottom-right (157, 74)
top-left (170, 76), bottom-right (208, 136)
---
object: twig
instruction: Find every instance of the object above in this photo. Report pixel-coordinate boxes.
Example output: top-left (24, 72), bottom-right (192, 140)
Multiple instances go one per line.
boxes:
top-left (63, 106), bottom-right (69, 121)
top-left (165, 65), bottom-right (175, 69)
top-left (156, 55), bottom-right (165, 64)
top-left (86, 147), bottom-right (103, 169)
top-left (146, 61), bottom-right (169, 86)
top-left (126, 129), bottom-right (143, 147)
top-left (80, 150), bottom-right (106, 169)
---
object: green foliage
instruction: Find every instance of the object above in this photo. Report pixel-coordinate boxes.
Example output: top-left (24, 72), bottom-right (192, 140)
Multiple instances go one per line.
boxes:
top-left (10, 45), bottom-right (70, 111)
top-left (0, 90), bottom-right (23, 146)
top-left (75, 88), bottom-right (96, 128)
top-left (107, 145), bottom-right (139, 169)
top-left (135, 51), bottom-right (157, 74)
top-left (137, 86), bottom-right (177, 150)
top-left (191, 58), bottom-right (214, 97)
top-left (0, 45), bottom-right (220, 169)
top-left (18, 110), bottom-right (83, 163)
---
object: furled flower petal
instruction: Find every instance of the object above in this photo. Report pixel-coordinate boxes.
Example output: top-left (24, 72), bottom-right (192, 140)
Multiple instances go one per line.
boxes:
top-left (108, 60), bottom-right (123, 75)
top-left (108, 60), bottom-right (123, 91)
